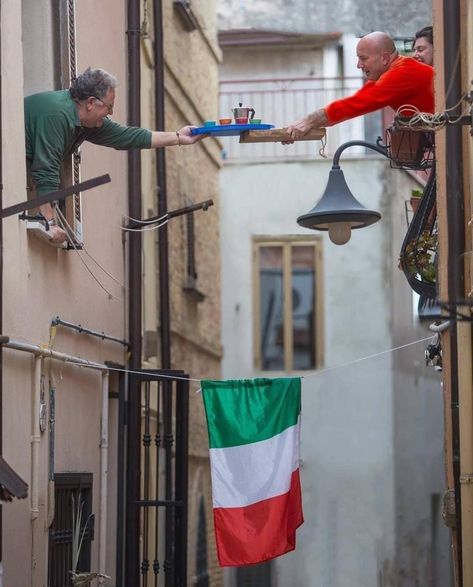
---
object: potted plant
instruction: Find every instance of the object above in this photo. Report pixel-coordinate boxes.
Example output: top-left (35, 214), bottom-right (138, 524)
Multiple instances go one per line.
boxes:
top-left (410, 189), bottom-right (423, 214)
top-left (70, 494), bottom-right (110, 586)
top-left (401, 230), bottom-right (437, 283)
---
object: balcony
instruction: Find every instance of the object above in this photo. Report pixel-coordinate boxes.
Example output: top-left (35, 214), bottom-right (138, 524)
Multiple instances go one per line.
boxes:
top-left (219, 76), bottom-right (383, 162)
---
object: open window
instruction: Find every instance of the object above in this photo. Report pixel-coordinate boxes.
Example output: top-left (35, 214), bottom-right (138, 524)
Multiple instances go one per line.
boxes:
top-left (22, 0), bottom-right (83, 248)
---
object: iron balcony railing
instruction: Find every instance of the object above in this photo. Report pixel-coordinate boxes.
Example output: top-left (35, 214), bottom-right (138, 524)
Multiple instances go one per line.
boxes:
top-left (219, 76), bottom-right (383, 161)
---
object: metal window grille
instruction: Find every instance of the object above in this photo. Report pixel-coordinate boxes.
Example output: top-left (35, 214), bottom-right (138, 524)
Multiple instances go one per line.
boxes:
top-left (399, 166), bottom-right (438, 298)
top-left (195, 496), bottom-right (209, 587)
top-left (48, 472), bottom-right (94, 587)
top-left (124, 371), bottom-right (189, 587)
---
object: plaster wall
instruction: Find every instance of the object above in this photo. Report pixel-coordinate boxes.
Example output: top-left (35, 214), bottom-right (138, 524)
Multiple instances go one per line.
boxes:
top-left (220, 157), bottom-right (397, 586)
top-left (1, 1), bottom-right (35, 585)
top-left (218, 4), bottom-right (449, 582)
top-left (219, 47), bottom-right (325, 82)
top-left (220, 157), bottom-right (449, 585)
top-left (218, 0), bottom-right (432, 39)
top-left (2, 0), bottom-right (130, 585)
top-left (388, 169), bottom-right (451, 586)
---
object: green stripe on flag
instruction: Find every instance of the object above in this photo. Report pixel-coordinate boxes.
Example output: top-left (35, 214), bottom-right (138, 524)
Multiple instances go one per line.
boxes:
top-left (201, 378), bottom-right (301, 449)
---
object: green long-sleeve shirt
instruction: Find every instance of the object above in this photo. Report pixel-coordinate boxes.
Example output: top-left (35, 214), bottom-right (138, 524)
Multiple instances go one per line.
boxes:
top-left (24, 90), bottom-right (152, 196)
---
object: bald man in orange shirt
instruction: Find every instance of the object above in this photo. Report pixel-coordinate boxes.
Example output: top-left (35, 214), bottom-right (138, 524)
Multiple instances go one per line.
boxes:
top-left (285, 31), bottom-right (434, 141)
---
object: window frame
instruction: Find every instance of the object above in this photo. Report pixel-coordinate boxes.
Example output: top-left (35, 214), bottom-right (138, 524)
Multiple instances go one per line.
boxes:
top-left (48, 471), bottom-right (94, 586)
top-left (23, 0), bottom-right (83, 248)
top-left (252, 235), bottom-right (324, 373)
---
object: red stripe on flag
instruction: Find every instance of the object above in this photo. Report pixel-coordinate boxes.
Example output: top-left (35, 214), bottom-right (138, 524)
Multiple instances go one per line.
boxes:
top-left (213, 469), bottom-right (304, 566)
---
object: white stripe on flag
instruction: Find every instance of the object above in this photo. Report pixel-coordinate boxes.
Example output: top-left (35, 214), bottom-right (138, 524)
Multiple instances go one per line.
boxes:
top-left (209, 420), bottom-right (300, 508)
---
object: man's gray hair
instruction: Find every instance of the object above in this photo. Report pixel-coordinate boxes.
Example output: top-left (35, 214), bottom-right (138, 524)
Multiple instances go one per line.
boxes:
top-left (69, 67), bottom-right (117, 101)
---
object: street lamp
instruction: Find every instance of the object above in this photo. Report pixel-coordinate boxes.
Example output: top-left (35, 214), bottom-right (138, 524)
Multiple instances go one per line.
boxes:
top-left (297, 140), bottom-right (389, 245)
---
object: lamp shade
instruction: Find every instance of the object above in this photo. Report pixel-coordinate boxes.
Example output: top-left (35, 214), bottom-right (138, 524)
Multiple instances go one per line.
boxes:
top-left (297, 168), bottom-right (382, 232)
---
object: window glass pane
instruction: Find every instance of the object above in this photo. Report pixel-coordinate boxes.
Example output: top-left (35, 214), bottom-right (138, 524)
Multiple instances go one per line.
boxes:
top-left (291, 246), bottom-right (315, 369)
top-left (259, 246), bottom-right (284, 370)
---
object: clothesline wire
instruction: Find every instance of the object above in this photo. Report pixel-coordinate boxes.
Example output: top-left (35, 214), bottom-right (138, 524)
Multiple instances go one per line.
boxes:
top-left (302, 335), bottom-right (433, 379)
top-left (44, 334), bottom-right (434, 385)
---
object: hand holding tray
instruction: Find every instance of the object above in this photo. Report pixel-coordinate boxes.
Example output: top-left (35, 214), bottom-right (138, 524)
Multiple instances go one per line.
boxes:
top-left (191, 123), bottom-right (274, 137)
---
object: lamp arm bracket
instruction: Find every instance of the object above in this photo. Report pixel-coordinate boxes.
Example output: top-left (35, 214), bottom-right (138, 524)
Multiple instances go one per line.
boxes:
top-left (332, 140), bottom-right (389, 168)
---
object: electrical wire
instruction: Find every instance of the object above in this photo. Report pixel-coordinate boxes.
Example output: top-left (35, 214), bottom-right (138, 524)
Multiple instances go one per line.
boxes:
top-left (120, 218), bottom-right (170, 233)
top-left (55, 206), bottom-right (126, 288)
top-left (54, 206), bottom-right (122, 300)
top-left (394, 92), bottom-right (470, 132)
top-left (124, 212), bottom-right (168, 225)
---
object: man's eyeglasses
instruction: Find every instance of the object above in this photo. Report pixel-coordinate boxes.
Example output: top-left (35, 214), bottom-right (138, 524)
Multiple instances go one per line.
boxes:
top-left (92, 95), bottom-right (114, 114)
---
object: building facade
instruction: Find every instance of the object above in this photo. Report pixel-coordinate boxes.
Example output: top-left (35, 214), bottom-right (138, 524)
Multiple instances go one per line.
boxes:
top-left (1, 0), bottom-right (223, 585)
top-left (218, 22), bottom-right (450, 587)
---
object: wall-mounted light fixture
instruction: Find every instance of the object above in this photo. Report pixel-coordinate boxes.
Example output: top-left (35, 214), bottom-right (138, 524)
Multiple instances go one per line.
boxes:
top-left (297, 140), bottom-right (389, 245)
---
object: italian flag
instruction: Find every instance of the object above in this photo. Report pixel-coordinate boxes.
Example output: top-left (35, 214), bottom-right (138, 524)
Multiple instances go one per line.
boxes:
top-left (201, 377), bottom-right (303, 567)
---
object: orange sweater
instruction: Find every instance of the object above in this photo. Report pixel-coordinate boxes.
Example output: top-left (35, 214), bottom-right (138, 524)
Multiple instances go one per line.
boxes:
top-left (325, 56), bottom-right (434, 125)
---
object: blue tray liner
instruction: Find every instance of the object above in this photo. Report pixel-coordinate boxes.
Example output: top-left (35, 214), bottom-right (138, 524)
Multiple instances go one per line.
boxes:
top-left (191, 124), bottom-right (274, 137)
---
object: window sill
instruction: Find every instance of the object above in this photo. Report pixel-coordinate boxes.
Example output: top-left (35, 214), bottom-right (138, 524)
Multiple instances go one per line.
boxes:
top-left (26, 221), bottom-right (68, 248)
top-left (182, 279), bottom-right (206, 302)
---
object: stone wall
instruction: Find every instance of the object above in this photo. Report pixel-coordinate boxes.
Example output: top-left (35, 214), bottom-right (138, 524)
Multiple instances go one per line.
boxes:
top-left (141, 1), bottom-right (224, 584)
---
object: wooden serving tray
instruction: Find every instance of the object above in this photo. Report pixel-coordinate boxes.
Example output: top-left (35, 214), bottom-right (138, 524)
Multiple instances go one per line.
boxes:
top-left (239, 127), bottom-right (326, 143)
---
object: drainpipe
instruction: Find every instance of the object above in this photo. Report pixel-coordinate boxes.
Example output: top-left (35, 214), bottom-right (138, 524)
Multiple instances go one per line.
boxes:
top-left (152, 7), bottom-right (175, 585)
top-left (125, 0), bottom-right (143, 584)
top-left (31, 356), bottom-right (41, 522)
top-left (443, 0), bottom-right (464, 582)
top-left (98, 371), bottom-right (109, 584)
top-left (153, 0), bottom-right (171, 370)
top-left (0, 4), bottom-right (4, 577)
top-left (30, 356), bottom-right (41, 587)
top-left (3, 339), bottom-right (109, 584)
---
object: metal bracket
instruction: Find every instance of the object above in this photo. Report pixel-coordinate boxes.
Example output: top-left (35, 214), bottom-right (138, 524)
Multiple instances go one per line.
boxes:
top-left (425, 333), bottom-right (442, 370)
top-left (438, 300), bottom-right (473, 322)
top-left (18, 211), bottom-right (49, 230)
top-left (124, 198), bottom-right (214, 230)
top-left (460, 474), bottom-right (473, 484)
top-left (1, 174), bottom-right (110, 220)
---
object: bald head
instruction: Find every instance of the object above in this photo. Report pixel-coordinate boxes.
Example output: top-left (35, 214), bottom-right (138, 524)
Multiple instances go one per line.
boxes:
top-left (360, 32), bottom-right (396, 53)
top-left (356, 32), bottom-right (398, 81)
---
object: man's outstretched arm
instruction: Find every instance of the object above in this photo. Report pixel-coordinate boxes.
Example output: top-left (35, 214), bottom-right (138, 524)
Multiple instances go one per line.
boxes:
top-left (285, 109), bottom-right (329, 142)
top-left (151, 125), bottom-right (205, 148)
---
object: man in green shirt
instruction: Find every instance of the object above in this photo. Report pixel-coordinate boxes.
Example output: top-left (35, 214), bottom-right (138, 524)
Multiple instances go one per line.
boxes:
top-left (25, 67), bottom-right (205, 244)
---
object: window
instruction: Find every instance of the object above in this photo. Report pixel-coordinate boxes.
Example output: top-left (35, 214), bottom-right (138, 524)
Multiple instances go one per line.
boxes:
top-left (48, 472), bottom-right (94, 587)
top-left (22, 0), bottom-right (83, 247)
top-left (253, 237), bottom-right (324, 372)
top-left (183, 212), bottom-right (206, 301)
